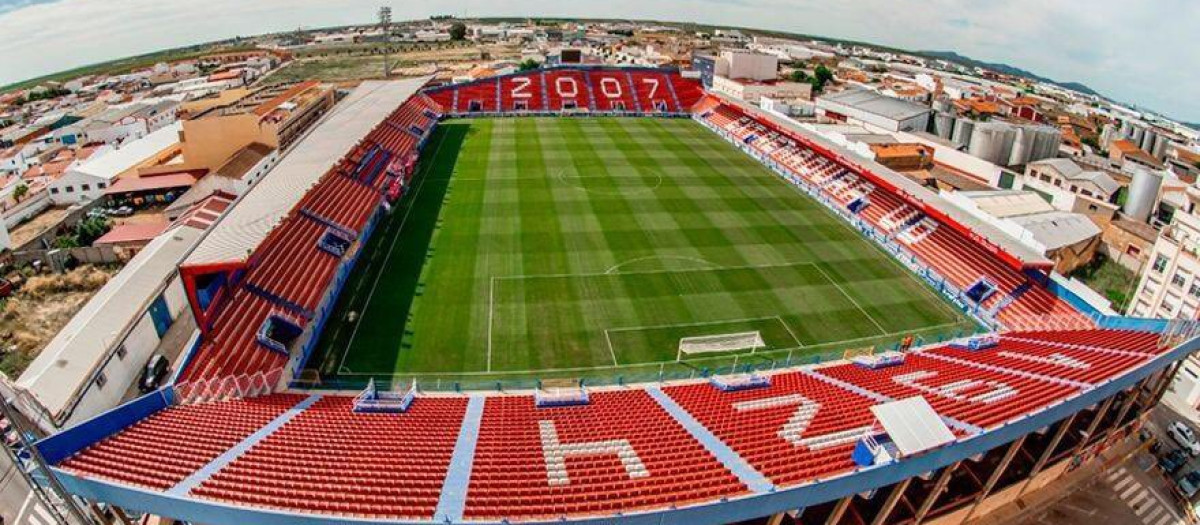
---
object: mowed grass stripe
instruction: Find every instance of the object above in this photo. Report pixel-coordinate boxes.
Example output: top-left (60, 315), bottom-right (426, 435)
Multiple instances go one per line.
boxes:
top-left (637, 119), bottom-right (888, 343)
top-left (595, 118), bottom-right (814, 344)
top-left (644, 119), bottom-right (964, 336)
top-left (313, 117), bottom-right (976, 379)
top-left (399, 121), bottom-right (495, 373)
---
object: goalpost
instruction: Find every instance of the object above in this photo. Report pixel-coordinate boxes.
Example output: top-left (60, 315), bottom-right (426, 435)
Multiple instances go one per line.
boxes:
top-left (676, 331), bottom-right (765, 362)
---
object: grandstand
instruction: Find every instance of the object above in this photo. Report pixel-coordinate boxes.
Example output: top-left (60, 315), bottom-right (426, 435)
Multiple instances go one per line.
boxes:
top-left (31, 66), bottom-right (1200, 525)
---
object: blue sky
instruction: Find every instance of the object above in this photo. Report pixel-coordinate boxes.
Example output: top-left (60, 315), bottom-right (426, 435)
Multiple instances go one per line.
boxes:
top-left (1, 0), bottom-right (1197, 122)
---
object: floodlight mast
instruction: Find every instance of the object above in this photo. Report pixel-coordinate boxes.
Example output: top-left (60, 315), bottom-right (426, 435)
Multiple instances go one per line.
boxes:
top-left (378, 6), bottom-right (393, 78)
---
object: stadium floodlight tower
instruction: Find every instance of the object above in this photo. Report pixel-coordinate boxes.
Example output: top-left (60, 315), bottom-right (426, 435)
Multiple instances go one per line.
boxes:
top-left (378, 6), bottom-right (392, 77)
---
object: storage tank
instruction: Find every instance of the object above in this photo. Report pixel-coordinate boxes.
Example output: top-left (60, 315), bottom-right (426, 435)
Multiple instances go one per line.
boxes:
top-left (1008, 125), bottom-right (1034, 166)
top-left (951, 118), bottom-right (975, 148)
top-left (1139, 129), bottom-right (1156, 152)
top-left (1028, 125), bottom-right (1062, 163)
top-left (1151, 134), bottom-right (1170, 160)
top-left (933, 112), bottom-right (955, 139)
top-left (1124, 167), bottom-right (1163, 223)
top-left (968, 122), bottom-right (1016, 165)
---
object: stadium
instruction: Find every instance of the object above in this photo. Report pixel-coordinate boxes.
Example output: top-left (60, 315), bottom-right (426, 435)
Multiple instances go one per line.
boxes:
top-left (31, 66), bottom-right (1200, 525)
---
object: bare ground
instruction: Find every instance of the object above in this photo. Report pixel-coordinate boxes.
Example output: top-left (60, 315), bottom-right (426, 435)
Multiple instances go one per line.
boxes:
top-left (0, 264), bottom-right (118, 378)
top-left (7, 206), bottom-right (71, 248)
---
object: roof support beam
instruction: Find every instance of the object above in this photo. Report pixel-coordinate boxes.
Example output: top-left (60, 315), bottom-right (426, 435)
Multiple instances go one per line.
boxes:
top-left (914, 461), bottom-right (959, 524)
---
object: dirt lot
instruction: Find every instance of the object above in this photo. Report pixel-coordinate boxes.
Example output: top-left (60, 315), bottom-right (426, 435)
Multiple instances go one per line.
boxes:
top-left (269, 43), bottom-right (521, 84)
top-left (6, 206), bottom-right (71, 248)
top-left (0, 264), bottom-right (118, 378)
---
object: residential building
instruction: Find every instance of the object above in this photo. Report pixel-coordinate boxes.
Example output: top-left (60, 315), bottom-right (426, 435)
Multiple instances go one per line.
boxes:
top-left (180, 81), bottom-right (334, 169)
top-left (53, 100), bottom-right (180, 146)
top-left (711, 77), bottom-right (811, 104)
top-left (1110, 139), bottom-right (1165, 171)
top-left (1019, 158), bottom-right (1120, 218)
top-left (1129, 184), bottom-right (1200, 319)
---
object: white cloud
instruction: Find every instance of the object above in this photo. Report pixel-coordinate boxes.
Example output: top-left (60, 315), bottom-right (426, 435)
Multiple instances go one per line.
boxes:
top-left (1, 0), bottom-right (1197, 120)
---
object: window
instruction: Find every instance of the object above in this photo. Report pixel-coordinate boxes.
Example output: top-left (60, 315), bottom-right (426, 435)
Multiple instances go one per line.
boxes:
top-left (1191, 283), bottom-right (1200, 299)
top-left (116, 344), bottom-right (127, 360)
top-left (1172, 274), bottom-right (1186, 288)
top-left (65, 185), bottom-right (74, 193)
top-left (94, 372), bottom-right (106, 389)
top-left (97, 182), bottom-right (106, 189)
top-left (1154, 255), bottom-right (1169, 273)
top-left (81, 184), bottom-right (90, 192)
top-left (50, 187), bottom-right (59, 194)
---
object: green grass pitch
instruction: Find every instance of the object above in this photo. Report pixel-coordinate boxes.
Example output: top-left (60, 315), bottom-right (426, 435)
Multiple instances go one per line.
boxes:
top-left (308, 117), bottom-right (977, 383)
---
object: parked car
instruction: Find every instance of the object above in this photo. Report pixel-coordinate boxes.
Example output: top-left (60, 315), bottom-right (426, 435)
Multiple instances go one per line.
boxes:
top-left (110, 206), bottom-right (134, 217)
top-left (1179, 470), bottom-right (1200, 498)
top-left (1160, 448), bottom-right (1190, 474)
top-left (138, 354), bottom-right (170, 393)
top-left (1169, 421), bottom-right (1200, 456)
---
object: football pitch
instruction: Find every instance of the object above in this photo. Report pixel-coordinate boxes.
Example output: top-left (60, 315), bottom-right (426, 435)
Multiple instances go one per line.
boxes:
top-left (309, 117), bottom-right (977, 382)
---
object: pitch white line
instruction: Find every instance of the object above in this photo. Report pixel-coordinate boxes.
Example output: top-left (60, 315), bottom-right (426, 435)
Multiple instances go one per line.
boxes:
top-left (496, 260), bottom-right (819, 281)
top-left (339, 128), bottom-right (451, 373)
top-left (604, 254), bottom-right (719, 275)
top-left (811, 263), bottom-right (888, 335)
top-left (605, 315), bottom-right (788, 333)
top-left (604, 330), bottom-right (619, 366)
top-left (775, 315), bottom-right (805, 348)
top-left (487, 277), bottom-right (495, 372)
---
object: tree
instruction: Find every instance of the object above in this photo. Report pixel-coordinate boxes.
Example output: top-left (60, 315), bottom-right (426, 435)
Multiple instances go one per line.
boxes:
top-left (518, 58), bottom-right (541, 72)
top-left (449, 22), bottom-right (467, 41)
top-left (788, 70), bottom-right (809, 83)
top-left (74, 216), bottom-right (111, 247)
top-left (811, 65), bottom-right (834, 93)
top-left (12, 184), bottom-right (27, 203)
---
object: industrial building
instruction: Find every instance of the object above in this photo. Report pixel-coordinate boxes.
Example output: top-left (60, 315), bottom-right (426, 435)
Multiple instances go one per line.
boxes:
top-left (815, 89), bottom-right (931, 133)
top-left (48, 121), bottom-right (183, 204)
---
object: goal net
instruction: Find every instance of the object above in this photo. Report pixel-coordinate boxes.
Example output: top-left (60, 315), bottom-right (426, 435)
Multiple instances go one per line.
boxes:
top-left (677, 331), bottom-right (765, 360)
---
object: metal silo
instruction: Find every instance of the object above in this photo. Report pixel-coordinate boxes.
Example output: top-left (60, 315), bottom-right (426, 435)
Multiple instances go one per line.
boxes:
top-left (968, 122), bottom-right (1016, 165)
top-left (934, 112), bottom-right (955, 139)
top-left (951, 118), bottom-right (975, 148)
top-left (1124, 167), bottom-right (1163, 223)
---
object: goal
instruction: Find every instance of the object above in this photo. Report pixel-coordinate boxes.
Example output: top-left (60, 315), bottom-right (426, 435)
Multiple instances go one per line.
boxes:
top-left (677, 331), bottom-right (765, 361)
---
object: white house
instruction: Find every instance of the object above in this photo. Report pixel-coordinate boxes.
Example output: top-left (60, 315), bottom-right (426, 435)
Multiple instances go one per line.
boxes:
top-left (50, 122), bottom-right (182, 204)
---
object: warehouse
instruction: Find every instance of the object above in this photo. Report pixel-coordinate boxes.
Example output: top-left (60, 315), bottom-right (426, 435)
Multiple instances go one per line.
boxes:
top-left (816, 89), bottom-right (931, 133)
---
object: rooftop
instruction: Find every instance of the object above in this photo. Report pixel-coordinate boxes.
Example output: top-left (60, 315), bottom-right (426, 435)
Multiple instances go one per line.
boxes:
top-left (956, 190), bottom-right (1056, 219)
top-left (1029, 158), bottom-right (1120, 195)
top-left (71, 122), bottom-right (182, 181)
top-left (93, 221), bottom-right (170, 245)
top-left (213, 143), bottom-right (275, 180)
top-left (183, 77), bottom-right (430, 266)
top-left (1009, 210), bottom-right (1102, 250)
top-left (818, 89), bottom-right (930, 121)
